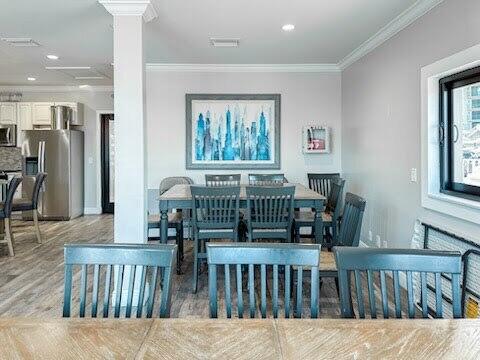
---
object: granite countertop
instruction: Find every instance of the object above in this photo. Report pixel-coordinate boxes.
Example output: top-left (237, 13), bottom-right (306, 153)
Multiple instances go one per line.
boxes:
top-left (0, 147), bottom-right (22, 173)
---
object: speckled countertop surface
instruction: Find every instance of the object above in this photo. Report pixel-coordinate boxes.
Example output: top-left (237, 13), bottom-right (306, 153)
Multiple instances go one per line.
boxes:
top-left (0, 147), bottom-right (22, 172)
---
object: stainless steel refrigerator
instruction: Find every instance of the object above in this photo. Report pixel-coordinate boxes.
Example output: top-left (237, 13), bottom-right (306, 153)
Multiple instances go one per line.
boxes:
top-left (21, 130), bottom-right (84, 220)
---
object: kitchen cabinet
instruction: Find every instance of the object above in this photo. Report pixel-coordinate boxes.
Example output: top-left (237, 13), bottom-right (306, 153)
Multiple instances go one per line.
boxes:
top-left (17, 102), bottom-right (33, 145)
top-left (0, 103), bottom-right (17, 124)
top-left (32, 102), bottom-right (54, 126)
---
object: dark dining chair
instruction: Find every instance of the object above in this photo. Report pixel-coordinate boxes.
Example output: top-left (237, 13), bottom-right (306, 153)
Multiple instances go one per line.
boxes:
top-left (63, 243), bottom-right (177, 318)
top-left (319, 192), bottom-right (366, 294)
top-left (334, 247), bottom-right (462, 319)
top-left (294, 177), bottom-right (345, 244)
top-left (307, 173), bottom-right (340, 198)
top-left (12, 172), bottom-right (47, 244)
top-left (248, 174), bottom-right (287, 186)
top-left (207, 242), bottom-right (321, 318)
top-left (205, 174), bottom-right (241, 186)
top-left (191, 185), bottom-right (241, 293)
top-left (0, 176), bottom-right (22, 257)
top-left (148, 176), bottom-right (193, 274)
top-left (245, 185), bottom-right (295, 243)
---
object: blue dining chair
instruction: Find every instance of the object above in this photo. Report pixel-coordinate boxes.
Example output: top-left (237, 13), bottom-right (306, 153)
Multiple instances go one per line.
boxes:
top-left (334, 247), bottom-right (462, 319)
top-left (191, 185), bottom-right (241, 293)
top-left (205, 174), bottom-right (241, 186)
top-left (148, 176), bottom-right (194, 274)
top-left (294, 177), bottom-right (345, 244)
top-left (307, 173), bottom-right (340, 198)
top-left (0, 176), bottom-right (22, 257)
top-left (63, 243), bottom-right (177, 318)
top-left (207, 242), bottom-right (321, 318)
top-left (318, 192), bottom-right (366, 294)
top-left (248, 174), bottom-right (287, 186)
top-left (245, 185), bottom-right (295, 243)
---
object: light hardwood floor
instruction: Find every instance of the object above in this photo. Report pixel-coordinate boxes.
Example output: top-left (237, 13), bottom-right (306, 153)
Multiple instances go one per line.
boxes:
top-left (0, 214), bottom-right (343, 318)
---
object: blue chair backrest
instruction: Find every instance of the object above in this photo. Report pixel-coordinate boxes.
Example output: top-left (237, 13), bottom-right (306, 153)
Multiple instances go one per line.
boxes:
top-left (191, 186), bottom-right (240, 230)
top-left (207, 242), bottom-right (321, 318)
top-left (246, 185), bottom-right (295, 229)
top-left (307, 173), bottom-right (340, 197)
top-left (205, 174), bottom-right (241, 187)
top-left (63, 244), bottom-right (177, 318)
top-left (336, 192), bottom-right (366, 247)
top-left (1, 176), bottom-right (22, 218)
top-left (334, 247), bottom-right (462, 319)
top-left (248, 174), bottom-right (286, 186)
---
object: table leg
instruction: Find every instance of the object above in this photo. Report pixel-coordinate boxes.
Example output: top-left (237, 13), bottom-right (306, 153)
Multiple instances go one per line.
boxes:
top-left (314, 201), bottom-right (324, 245)
top-left (160, 210), bottom-right (168, 244)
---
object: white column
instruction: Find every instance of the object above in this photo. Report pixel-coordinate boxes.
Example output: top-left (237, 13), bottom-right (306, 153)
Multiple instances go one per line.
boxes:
top-left (99, 1), bottom-right (157, 244)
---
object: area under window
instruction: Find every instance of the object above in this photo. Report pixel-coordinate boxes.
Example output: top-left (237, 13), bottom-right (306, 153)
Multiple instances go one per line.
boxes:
top-left (439, 66), bottom-right (480, 200)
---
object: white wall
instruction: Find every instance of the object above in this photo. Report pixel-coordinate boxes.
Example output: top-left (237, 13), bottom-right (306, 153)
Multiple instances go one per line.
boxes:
top-left (146, 71), bottom-right (342, 212)
top-left (342, 0), bottom-right (480, 247)
top-left (17, 90), bottom-right (113, 211)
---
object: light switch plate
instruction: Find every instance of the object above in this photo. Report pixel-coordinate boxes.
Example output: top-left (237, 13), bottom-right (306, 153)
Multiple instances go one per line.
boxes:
top-left (410, 168), bottom-right (417, 183)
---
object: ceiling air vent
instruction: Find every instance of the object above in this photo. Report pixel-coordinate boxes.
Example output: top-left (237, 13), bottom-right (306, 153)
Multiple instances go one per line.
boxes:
top-left (210, 38), bottom-right (239, 48)
top-left (1, 38), bottom-right (40, 47)
top-left (45, 66), bottom-right (108, 80)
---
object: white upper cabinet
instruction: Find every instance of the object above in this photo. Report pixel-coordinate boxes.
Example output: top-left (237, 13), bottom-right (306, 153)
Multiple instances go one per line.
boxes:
top-left (0, 102), bottom-right (17, 124)
top-left (32, 102), bottom-right (54, 125)
top-left (17, 102), bottom-right (33, 145)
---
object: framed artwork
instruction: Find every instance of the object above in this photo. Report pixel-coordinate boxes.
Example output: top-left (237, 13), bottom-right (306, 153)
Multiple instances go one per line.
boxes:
top-left (186, 94), bottom-right (281, 169)
top-left (302, 125), bottom-right (330, 154)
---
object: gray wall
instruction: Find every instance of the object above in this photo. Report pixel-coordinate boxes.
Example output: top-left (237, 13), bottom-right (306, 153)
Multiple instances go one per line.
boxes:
top-left (146, 71), bottom-right (342, 213)
top-left (18, 91), bottom-right (113, 210)
top-left (341, 0), bottom-right (480, 247)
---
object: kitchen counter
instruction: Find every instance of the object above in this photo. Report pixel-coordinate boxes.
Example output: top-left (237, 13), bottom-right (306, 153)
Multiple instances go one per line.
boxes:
top-left (0, 147), bottom-right (22, 173)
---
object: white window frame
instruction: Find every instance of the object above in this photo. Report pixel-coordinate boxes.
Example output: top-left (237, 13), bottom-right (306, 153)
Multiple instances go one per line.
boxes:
top-left (421, 43), bottom-right (480, 224)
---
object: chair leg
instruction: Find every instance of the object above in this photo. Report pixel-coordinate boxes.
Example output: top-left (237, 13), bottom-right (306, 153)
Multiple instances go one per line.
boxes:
top-left (175, 223), bottom-right (183, 275)
top-left (33, 210), bottom-right (42, 244)
top-left (294, 225), bottom-right (300, 243)
top-left (192, 235), bottom-right (199, 293)
top-left (4, 218), bottom-right (14, 257)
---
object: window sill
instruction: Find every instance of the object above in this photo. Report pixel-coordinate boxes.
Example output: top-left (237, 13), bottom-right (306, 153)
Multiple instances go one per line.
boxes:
top-left (428, 192), bottom-right (480, 211)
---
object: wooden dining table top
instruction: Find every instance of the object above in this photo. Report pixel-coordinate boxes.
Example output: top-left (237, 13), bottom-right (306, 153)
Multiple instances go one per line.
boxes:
top-left (158, 183), bottom-right (326, 202)
top-left (1, 317), bottom-right (479, 359)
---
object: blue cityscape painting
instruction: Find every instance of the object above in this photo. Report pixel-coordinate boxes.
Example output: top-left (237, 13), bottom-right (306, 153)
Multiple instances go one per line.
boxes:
top-left (186, 95), bottom-right (280, 169)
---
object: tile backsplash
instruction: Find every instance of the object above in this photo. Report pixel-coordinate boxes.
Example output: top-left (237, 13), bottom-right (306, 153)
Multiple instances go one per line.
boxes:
top-left (0, 147), bottom-right (22, 171)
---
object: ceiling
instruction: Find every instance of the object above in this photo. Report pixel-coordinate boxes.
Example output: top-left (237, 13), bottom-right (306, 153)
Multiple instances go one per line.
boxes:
top-left (0, 0), bottom-right (420, 85)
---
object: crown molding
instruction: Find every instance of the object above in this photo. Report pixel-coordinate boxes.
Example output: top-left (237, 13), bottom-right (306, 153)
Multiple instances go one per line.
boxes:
top-left (98, 0), bottom-right (157, 22)
top-left (146, 63), bottom-right (341, 73)
top-left (338, 0), bottom-right (444, 70)
top-left (0, 85), bottom-right (113, 93)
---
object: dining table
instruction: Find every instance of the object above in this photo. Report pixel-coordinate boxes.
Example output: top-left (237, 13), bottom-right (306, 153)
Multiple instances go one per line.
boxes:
top-left (158, 183), bottom-right (326, 244)
top-left (0, 317), bottom-right (479, 359)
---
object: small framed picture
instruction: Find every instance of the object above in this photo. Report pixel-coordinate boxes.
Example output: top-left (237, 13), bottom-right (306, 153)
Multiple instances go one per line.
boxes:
top-left (302, 125), bottom-right (330, 154)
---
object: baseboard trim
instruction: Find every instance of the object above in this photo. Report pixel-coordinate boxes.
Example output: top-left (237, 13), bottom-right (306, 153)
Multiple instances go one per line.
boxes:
top-left (84, 207), bottom-right (102, 215)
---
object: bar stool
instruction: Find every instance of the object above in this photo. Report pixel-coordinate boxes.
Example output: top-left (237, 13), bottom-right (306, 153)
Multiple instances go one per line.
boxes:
top-left (0, 176), bottom-right (22, 256)
top-left (12, 172), bottom-right (47, 244)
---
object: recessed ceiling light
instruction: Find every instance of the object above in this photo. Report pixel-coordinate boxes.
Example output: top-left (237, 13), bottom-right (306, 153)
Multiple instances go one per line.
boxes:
top-left (46, 54), bottom-right (59, 60)
top-left (27, 77), bottom-right (36, 81)
top-left (78, 85), bottom-right (89, 89)
top-left (282, 24), bottom-right (295, 31)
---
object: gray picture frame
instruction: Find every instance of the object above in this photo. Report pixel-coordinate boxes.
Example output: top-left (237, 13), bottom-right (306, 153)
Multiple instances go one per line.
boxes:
top-left (185, 94), bottom-right (281, 170)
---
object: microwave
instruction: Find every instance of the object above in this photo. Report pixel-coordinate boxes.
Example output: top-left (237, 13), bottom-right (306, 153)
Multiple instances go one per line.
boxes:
top-left (0, 124), bottom-right (17, 147)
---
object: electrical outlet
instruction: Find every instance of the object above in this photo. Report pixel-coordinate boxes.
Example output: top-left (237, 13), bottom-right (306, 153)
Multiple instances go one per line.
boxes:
top-left (88, 157), bottom-right (94, 165)
top-left (410, 168), bottom-right (418, 183)
top-left (376, 235), bottom-right (381, 248)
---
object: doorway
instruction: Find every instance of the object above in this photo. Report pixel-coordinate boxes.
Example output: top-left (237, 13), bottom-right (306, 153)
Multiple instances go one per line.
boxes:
top-left (101, 113), bottom-right (114, 213)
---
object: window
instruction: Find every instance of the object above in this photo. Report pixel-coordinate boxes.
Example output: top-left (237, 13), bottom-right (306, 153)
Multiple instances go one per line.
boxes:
top-left (439, 66), bottom-right (480, 199)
